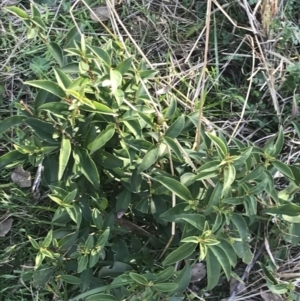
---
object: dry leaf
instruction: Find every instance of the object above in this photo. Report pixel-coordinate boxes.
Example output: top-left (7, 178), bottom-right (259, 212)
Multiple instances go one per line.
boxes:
top-left (90, 5), bottom-right (110, 22)
top-left (11, 165), bottom-right (31, 188)
top-left (0, 218), bottom-right (13, 236)
top-left (190, 263), bottom-right (206, 282)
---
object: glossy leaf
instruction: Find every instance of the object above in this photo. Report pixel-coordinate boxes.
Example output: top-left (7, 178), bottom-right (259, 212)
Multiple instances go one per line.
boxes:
top-left (0, 116), bottom-right (26, 135)
top-left (156, 266), bottom-right (174, 282)
top-left (61, 275), bottom-right (81, 285)
top-left (153, 283), bottom-right (178, 292)
top-left (77, 255), bottom-right (88, 273)
top-left (88, 124), bottom-right (115, 155)
top-left (204, 181), bottom-right (223, 215)
top-left (173, 264), bottom-right (192, 293)
top-left (218, 239), bottom-right (237, 266)
top-left (164, 98), bottom-right (177, 119)
top-left (262, 204), bottom-right (300, 216)
top-left (240, 164), bottom-right (264, 183)
top-left (86, 294), bottom-right (117, 301)
top-left (272, 125), bottom-right (284, 157)
top-left (116, 57), bottom-right (132, 75)
top-left (230, 214), bottom-right (248, 243)
top-left (206, 248), bottom-right (221, 290)
top-left (54, 68), bottom-right (71, 89)
top-left (165, 115), bottom-right (185, 138)
top-left (73, 147), bottom-right (99, 189)
top-left (222, 164), bottom-right (236, 197)
top-left (110, 69), bottom-right (122, 93)
top-left (155, 176), bottom-right (192, 201)
top-left (89, 45), bottom-right (111, 66)
top-left (48, 43), bottom-right (64, 67)
top-left (25, 80), bottom-right (66, 98)
top-left (210, 245), bottom-right (231, 280)
top-left (163, 243), bottom-right (196, 266)
top-left (58, 136), bottom-right (71, 181)
top-left (96, 227), bottom-right (110, 247)
top-left (5, 6), bottom-right (29, 19)
top-left (137, 146), bottom-right (159, 173)
top-left (206, 132), bottom-right (228, 159)
top-left (164, 136), bottom-right (182, 159)
top-left (271, 160), bottom-right (295, 180)
top-left (129, 272), bottom-right (148, 285)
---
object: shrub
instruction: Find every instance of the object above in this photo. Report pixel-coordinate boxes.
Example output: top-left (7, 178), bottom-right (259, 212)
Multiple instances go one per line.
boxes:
top-left (2, 4), bottom-right (300, 301)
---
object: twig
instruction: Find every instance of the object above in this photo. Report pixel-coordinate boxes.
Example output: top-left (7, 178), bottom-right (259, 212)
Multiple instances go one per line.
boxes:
top-left (228, 244), bottom-right (265, 301)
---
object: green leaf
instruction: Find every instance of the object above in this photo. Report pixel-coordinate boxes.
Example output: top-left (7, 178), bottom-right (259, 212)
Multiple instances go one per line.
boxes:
top-left (248, 179), bottom-right (267, 195)
top-left (73, 147), bottom-right (100, 189)
top-left (218, 239), bottom-right (237, 267)
top-left (66, 205), bottom-right (82, 227)
top-left (206, 132), bottom-right (228, 158)
top-left (222, 164), bottom-right (236, 197)
top-left (61, 275), bottom-right (81, 285)
top-left (96, 227), bottom-right (110, 247)
top-left (230, 214), bottom-right (248, 243)
top-left (0, 151), bottom-right (26, 169)
top-left (271, 160), bottom-right (295, 180)
top-left (165, 115), bottom-right (185, 138)
top-left (77, 255), bottom-right (88, 273)
top-left (197, 160), bottom-right (220, 174)
top-left (156, 266), bottom-right (174, 282)
top-left (58, 136), bottom-right (71, 181)
top-left (240, 165), bottom-right (264, 183)
top-left (153, 283), bottom-right (178, 292)
top-left (129, 272), bottom-right (148, 285)
top-left (31, 16), bottom-right (46, 31)
top-left (232, 146), bottom-right (253, 166)
top-left (27, 27), bottom-right (38, 39)
top-left (272, 125), bottom-right (284, 157)
top-left (173, 264), bottom-right (192, 293)
top-left (137, 146), bottom-right (159, 173)
top-left (163, 243), bottom-right (196, 266)
top-left (25, 80), bottom-right (66, 98)
top-left (262, 204), bottom-right (300, 216)
top-left (164, 98), bottom-right (177, 119)
top-left (89, 249), bottom-right (102, 268)
top-left (42, 230), bottom-right (53, 248)
top-left (139, 70), bottom-right (158, 80)
top-left (206, 248), bottom-right (221, 290)
top-left (86, 294), bottom-right (117, 301)
top-left (48, 43), bottom-right (64, 67)
top-left (85, 235), bottom-right (94, 250)
top-left (83, 101), bottom-right (116, 115)
top-left (0, 116), bottom-right (26, 135)
top-left (26, 118), bottom-right (56, 143)
top-left (54, 68), bottom-right (72, 89)
top-left (209, 245), bottom-right (231, 280)
top-left (28, 236), bottom-right (40, 250)
top-left (110, 69), bottom-right (122, 93)
top-left (116, 189), bottom-right (131, 213)
top-left (154, 176), bottom-right (193, 201)
top-left (5, 6), bottom-right (29, 19)
top-left (88, 124), bottom-right (115, 155)
top-left (292, 122), bottom-right (300, 140)
top-left (116, 57), bottom-right (132, 75)
top-left (164, 136), bottom-right (182, 159)
top-left (88, 46), bottom-right (111, 66)
top-left (204, 181), bottom-right (223, 215)
top-left (123, 119), bottom-right (142, 138)
top-left (66, 90), bottom-right (95, 109)
top-left (92, 209), bottom-right (103, 230)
